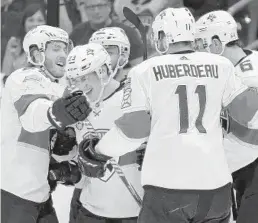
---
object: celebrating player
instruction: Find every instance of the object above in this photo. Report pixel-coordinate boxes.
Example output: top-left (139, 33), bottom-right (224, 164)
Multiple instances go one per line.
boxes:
top-left (80, 7), bottom-right (258, 223)
top-left (196, 10), bottom-right (258, 223)
top-left (89, 27), bottom-right (131, 83)
top-left (1, 25), bottom-right (91, 223)
top-left (69, 27), bottom-right (134, 223)
top-left (66, 43), bottom-right (143, 223)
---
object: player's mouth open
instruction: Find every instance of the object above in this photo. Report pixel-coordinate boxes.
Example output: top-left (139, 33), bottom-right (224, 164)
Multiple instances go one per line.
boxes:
top-left (56, 61), bottom-right (65, 67)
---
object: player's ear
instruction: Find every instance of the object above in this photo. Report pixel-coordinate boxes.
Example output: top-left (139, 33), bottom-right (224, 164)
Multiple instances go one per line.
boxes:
top-left (30, 46), bottom-right (44, 64)
top-left (157, 31), bottom-right (169, 54)
top-left (100, 65), bottom-right (109, 80)
top-left (210, 36), bottom-right (223, 55)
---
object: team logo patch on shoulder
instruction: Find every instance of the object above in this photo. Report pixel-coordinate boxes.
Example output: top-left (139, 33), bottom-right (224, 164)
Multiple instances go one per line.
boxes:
top-left (23, 74), bottom-right (42, 83)
top-left (121, 77), bottom-right (132, 109)
top-left (239, 59), bottom-right (253, 72)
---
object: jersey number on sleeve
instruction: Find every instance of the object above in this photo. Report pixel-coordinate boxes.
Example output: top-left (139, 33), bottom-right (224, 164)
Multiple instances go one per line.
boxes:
top-left (239, 60), bottom-right (253, 72)
top-left (175, 85), bottom-right (207, 134)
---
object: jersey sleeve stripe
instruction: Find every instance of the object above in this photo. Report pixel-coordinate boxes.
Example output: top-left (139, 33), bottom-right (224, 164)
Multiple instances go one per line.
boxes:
top-left (119, 150), bottom-right (138, 166)
top-left (115, 110), bottom-right (151, 139)
top-left (248, 111), bottom-right (258, 128)
top-left (14, 94), bottom-right (50, 117)
top-left (229, 117), bottom-right (258, 145)
top-left (17, 127), bottom-right (50, 150)
top-left (225, 88), bottom-right (258, 126)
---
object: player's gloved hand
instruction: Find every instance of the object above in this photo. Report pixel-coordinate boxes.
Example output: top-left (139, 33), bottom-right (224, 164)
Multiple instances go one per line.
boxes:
top-left (47, 90), bottom-right (92, 130)
top-left (78, 137), bottom-right (111, 178)
top-left (51, 127), bottom-right (77, 156)
top-left (136, 142), bottom-right (147, 171)
top-left (48, 160), bottom-right (81, 186)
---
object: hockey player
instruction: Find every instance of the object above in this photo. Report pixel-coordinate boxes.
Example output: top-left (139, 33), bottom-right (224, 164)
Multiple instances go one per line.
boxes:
top-left (79, 7), bottom-right (258, 223)
top-left (89, 27), bottom-right (131, 83)
top-left (195, 10), bottom-right (258, 223)
top-left (1, 25), bottom-right (91, 223)
top-left (65, 43), bottom-right (143, 223)
top-left (69, 27), bottom-right (133, 223)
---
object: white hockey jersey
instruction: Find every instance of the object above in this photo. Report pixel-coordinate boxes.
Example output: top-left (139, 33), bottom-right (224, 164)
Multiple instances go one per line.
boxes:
top-left (1, 67), bottom-right (65, 202)
top-left (224, 50), bottom-right (258, 172)
top-left (235, 50), bottom-right (258, 88)
top-left (74, 85), bottom-right (143, 218)
top-left (96, 51), bottom-right (258, 190)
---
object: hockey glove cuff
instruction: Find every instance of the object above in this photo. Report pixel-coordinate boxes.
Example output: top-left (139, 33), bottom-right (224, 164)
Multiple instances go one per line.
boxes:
top-left (78, 137), bottom-right (111, 178)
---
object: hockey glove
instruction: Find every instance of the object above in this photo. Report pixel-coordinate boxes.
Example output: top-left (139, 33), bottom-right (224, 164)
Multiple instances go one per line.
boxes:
top-left (47, 90), bottom-right (92, 130)
top-left (51, 127), bottom-right (77, 156)
top-left (48, 160), bottom-right (82, 186)
top-left (78, 137), bottom-right (111, 178)
top-left (136, 142), bottom-right (147, 171)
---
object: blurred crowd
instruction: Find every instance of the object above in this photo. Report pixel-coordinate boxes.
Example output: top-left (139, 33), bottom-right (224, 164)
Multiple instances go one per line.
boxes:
top-left (1, 0), bottom-right (258, 79)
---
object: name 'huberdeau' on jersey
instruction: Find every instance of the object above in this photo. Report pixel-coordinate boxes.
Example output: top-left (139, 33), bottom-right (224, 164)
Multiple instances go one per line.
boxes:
top-left (96, 51), bottom-right (258, 190)
top-left (153, 63), bottom-right (219, 80)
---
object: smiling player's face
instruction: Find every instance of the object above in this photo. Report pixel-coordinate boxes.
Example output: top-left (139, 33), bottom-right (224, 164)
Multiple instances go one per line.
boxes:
top-left (69, 65), bottom-right (109, 102)
top-left (44, 41), bottom-right (69, 79)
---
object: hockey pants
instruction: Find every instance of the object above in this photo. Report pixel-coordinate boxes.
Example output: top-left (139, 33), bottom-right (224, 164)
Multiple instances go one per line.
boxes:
top-left (234, 158), bottom-right (258, 223)
top-left (1, 189), bottom-right (58, 223)
top-left (138, 183), bottom-right (232, 223)
top-left (69, 188), bottom-right (82, 223)
top-left (75, 203), bottom-right (137, 223)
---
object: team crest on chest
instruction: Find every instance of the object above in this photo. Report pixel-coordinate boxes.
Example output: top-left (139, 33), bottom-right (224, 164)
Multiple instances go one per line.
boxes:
top-left (75, 121), bottom-right (84, 130)
top-left (121, 77), bottom-right (132, 109)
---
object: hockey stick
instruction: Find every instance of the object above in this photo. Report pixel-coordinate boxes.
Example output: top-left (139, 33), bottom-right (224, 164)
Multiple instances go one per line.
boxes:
top-left (123, 7), bottom-right (148, 61)
top-left (107, 158), bottom-right (143, 207)
top-left (47, 0), bottom-right (60, 27)
top-left (231, 187), bottom-right (238, 220)
top-left (227, 0), bottom-right (253, 15)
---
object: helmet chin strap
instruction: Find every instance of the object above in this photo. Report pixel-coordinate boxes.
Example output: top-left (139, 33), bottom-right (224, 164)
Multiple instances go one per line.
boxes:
top-left (112, 61), bottom-right (120, 78)
top-left (113, 58), bottom-right (124, 77)
top-left (218, 44), bottom-right (225, 56)
top-left (90, 68), bottom-right (114, 109)
top-left (112, 51), bottom-right (128, 78)
top-left (29, 51), bottom-right (61, 81)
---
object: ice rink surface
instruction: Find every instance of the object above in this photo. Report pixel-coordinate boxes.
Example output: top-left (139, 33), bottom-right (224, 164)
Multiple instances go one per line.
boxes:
top-left (52, 185), bottom-right (74, 223)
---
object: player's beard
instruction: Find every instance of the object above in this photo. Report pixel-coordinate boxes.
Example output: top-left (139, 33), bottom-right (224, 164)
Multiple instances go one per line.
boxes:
top-left (45, 57), bottom-right (66, 79)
